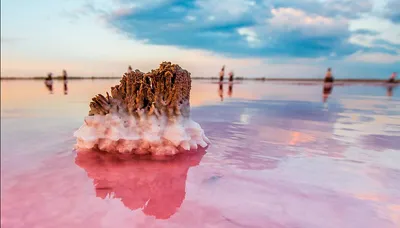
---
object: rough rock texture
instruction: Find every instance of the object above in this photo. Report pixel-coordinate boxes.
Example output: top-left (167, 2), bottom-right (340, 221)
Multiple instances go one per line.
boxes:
top-left (88, 62), bottom-right (192, 118)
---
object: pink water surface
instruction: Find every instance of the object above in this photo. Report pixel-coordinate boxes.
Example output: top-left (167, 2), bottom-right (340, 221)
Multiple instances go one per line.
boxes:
top-left (1, 80), bottom-right (400, 228)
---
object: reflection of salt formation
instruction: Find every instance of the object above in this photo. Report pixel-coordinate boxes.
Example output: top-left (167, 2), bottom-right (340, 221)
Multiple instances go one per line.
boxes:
top-left (75, 149), bottom-right (205, 219)
top-left (74, 62), bottom-right (210, 155)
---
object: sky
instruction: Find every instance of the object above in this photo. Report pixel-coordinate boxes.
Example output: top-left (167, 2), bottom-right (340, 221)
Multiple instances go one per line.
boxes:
top-left (1, 0), bottom-right (399, 78)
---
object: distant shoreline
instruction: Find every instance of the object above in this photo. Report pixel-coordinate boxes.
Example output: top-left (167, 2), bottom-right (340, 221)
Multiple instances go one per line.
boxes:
top-left (0, 76), bottom-right (397, 83)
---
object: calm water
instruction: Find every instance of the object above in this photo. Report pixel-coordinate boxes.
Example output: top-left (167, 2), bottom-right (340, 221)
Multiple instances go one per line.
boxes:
top-left (1, 80), bottom-right (400, 228)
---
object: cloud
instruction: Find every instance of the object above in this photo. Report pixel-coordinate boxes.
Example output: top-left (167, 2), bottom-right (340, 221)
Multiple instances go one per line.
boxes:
top-left (384, 0), bottom-right (400, 24)
top-left (372, 39), bottom-right (400, 50)
top-left (346, 51), bottom-right (400, 64)
top-left (102, 0), bottom-right (382, 58)
top-left (266, 0), bottom-right (373, 19)
top-left (352, 29), bottom-right (380, 36)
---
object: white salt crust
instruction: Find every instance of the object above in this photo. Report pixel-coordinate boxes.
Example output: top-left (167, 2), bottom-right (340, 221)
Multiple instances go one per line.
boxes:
top-left (73, 112), bottom-right (210, 156)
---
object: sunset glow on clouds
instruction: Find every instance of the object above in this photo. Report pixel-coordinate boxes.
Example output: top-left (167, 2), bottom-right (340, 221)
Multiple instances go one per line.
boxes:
top-left (1, 0), bottom-right (399, 78)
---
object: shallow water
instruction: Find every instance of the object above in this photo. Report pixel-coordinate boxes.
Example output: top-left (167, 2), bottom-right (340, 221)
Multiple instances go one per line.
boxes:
top-left (1, 80), bottom-right (400, 228)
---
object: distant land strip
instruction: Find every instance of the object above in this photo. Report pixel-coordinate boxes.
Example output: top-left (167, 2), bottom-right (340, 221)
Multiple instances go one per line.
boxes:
top-left (0, 76), bottom-right (397, 83)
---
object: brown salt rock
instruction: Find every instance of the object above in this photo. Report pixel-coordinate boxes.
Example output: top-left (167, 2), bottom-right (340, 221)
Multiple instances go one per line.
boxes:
top-left (88, 62), bottom-right (192, 119)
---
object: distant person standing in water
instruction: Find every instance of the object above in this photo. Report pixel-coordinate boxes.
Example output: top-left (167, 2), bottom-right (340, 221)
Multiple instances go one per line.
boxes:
top-left (45, 73), bottom-right (53, 85)
top-left (219, 65), bottom-right (225, 82)
top-left (228, 71), bottom-right (234, 82)
top-left (388, 72), bottom-right (397, 83)
top-left (62, 69), bottom-right (68, 81)
top-left (62, 70), bottom-right (68, 94)
top-left (45, 73), bottom-right (54, 93)
top-left (386, 72), bottom-right (397, 97)
top-left (322, 68), bottom-right (334, 102)
top-left (324, 68), bottom-right (334, 83)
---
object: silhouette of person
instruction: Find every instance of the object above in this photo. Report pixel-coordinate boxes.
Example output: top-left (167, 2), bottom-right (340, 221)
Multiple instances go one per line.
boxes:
top-left (44, 73), bottom-right (53, 94)
top-left (74, 149), bottom-right (206, 220)
top-left (228, 71), bottom-right (234, 82)
top-left (218, 83), bottom-right (224, 101)
top-left (322, 68), bottom-right (334, 102)
top-left (324, 68), bottom-right (334, 83)
top-left (219, 65), bottom-right (225, 82)
top-left (388, 72), bottom-right (397, 83)
top-left (62, 69), bottom-right (68, 95)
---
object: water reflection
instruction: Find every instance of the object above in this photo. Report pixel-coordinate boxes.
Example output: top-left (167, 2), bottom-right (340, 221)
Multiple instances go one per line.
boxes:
top-left (386, 84), bottom-right (397, 97)
top-left (218, 83), bottom-right (223, 101)
top-left (332, 97), bottom-right (400, 151)
top-left (64, 82), bottom-right (68, 95)
top-left (217, 82), bottom-right (234, 100)
top-left (322, 81), bottom-right (334, 103)
top-left (75, 149), bottom-right (206, 219)
top-left (192, 99), bottom-right (348, 170)
top-left (227, 82), bottom-right (233, 97)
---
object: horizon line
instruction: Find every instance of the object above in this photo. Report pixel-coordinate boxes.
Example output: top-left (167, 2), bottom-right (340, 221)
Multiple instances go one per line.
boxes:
top-left (0, 76), bottom-right (397, 82)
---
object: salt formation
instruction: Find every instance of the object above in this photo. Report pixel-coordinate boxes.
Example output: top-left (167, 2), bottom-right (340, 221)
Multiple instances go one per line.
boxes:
top-left (73, 62), bottom-right (210, 155)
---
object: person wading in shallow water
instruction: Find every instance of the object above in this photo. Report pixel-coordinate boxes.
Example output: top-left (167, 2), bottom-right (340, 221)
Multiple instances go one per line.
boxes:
top-left (322, 68), bottom-right (334, 102)
top-left (219, 65), bottom-right (225, 82)
top-left (45, 73), bottom-right (54, 93)
top-left (387, 72), bottom-right (397, 83)
top-left (324, 68), bottom-right (334, 83)
top-left (62, 70), bottom-right (68, 94)
top-left (386, 72), bottom-right (397, 97)
top-left (227, 71), bottom-right (234, 97)
top-left (228, 71), bottom-right (234, 82)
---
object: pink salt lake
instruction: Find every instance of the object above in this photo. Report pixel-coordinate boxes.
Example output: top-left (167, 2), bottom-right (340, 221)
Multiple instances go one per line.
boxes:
top-left (1, 80), bottom-right (399, 228)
